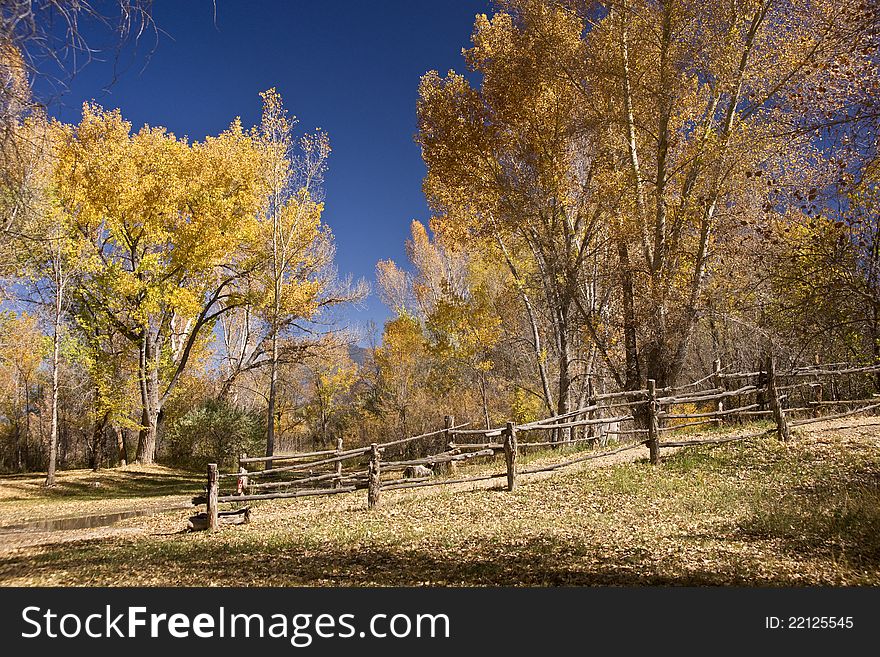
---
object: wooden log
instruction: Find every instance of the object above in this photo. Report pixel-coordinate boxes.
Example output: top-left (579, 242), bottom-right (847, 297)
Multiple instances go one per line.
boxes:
top-left (658, 388), bottom-right (724, 403)
top-left (659, 419), bottom-right (717, 432)
top-left (335, 436), bottom-right (344, 489)
top-left (207, 463), bottom-right (219, 532)
top-left (447, 442), bottom-right (505, 451)
top-left (379, 475), bottom-right (435, 487)
top-left (586, 392), bottom-right (600, 444)
top-left (217, 487), bottom-right (356, 503)
top-left (740, 406), bottom-right (811, 416)
top-left (660, 403), bottom-right (759, 419)
top-left (658, 430), bottom-right (772, 448)
top-left (603, 428), bottom-right (650, 435)
top-left (382, 472), bottom-right (508, 492)
top-left (517, 414), bottom-right (634, 432)
top-left (517, 435), bottom-right (602, 449)
top-left (437, 414), bottom-right (456, 477)
top-left (647, 380), bottom-right (660, 465)
top-left (188, 507), bottom-right (251, 532)
top-left (657, 385), bottom-right (759, 405)
top-left (378, 423), bottom-right (471, 449)
top-left (807, 398), bottom-right (880, 406)
top-left (368, 443), bottom-right (380, 509)
top-left (453, 427), bottom-right (505, 437)
top-left (238, 448), bottom-right (339, 464)
top-left (504, 421), bottom-right (518, 491)
top-left (237, 451), bottom-right (248, 495)
top-left (246, 470), bottom-right (368, 490)
top-left (243, 424), bottom-right (473, 473)
top-left (789, 402), bottom-right (880, 426)
top-left (717, 370), bottom-right (764, 379)
top-left (249, 448), bottom-right (370, 477)
top-left (518, 442), bottom-right (646, 475)
top-left (784, 364), bottom-right (880, 376)
top-left (383, 449), bottom-right (495, 470)
top-left (667, 369), bottom-right (724, 393)
top-left (767, 356), bottom-right (791, 441)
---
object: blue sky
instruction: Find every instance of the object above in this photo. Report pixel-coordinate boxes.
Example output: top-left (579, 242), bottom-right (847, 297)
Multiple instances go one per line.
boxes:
top-left (39, 0), bottom-right (490, 341)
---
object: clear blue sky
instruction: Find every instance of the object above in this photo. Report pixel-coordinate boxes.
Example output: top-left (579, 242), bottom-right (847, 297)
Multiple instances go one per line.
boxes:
top-left (40, 0), bottom-right (490, 341)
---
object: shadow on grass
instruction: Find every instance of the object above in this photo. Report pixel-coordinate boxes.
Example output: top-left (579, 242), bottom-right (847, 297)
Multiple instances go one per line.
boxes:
top-left (0, 531), bottom-right (815, 587)
top-left (0, 470), bottom-right (204, 504)
top-left (737, 462), bottom-right (880, 568)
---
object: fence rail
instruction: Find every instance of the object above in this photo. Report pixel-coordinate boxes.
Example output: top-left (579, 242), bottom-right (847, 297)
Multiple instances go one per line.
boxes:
top-left (196, 356), bottom-right (880, 530)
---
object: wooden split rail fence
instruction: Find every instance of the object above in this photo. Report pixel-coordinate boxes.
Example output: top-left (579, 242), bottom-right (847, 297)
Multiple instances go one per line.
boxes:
top-left (195, 357), bottom-right (880, 530)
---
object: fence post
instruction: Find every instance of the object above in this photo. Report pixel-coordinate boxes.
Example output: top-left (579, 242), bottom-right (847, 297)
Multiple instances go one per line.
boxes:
top-left (812, 353), bottom-right (824, 417)
top-left (756, 361), bottom-right (767, 411)
top-left (237, 452), bottom-right (248, 495)
top-left (442, 414), bottom-right (457, 476)
top-left (207, 463), bottom-right (219, 531)
top-left (647, 380), bottom-right (660, 465)
top-left (503, 421), bottom-right (518, 491)
top-left (766, 356), bottom-right (791, 442)
top-left (586, 382), bottom-right (597, 445)
top-left (712, 358), bottom-right (724, 428)
top-left (335, 436), bottom-right (344, 488)
top-left (367, 443), bottom-right (381, 509)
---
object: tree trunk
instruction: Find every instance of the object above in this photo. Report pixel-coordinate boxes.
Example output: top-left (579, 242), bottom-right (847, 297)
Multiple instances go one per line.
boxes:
top-left (555, 326), bottom-right (572, 444)
top-left (496, 234), bottom-right (554, 413)
top-left (114, 425), bottom-right (127, 467)
top-left (479, 373), bottom-right (491, 430)
top-left (45, 305), bottom-right (61, 487)
top-left (617, 240), bottom-right (641, 390)
top-left (136, 335), bottom-right (161, 464)
top-left (266, 330), bottom-right (279, 468)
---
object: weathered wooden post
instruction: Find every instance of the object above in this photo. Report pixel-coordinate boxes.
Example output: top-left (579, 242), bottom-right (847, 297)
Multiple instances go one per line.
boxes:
top-left (335, 436), bottom-right (344, 488)
top-left (503, 421), bottom-right (518, 491)
top-left (766, 356), bottom-right (791, 442)
top-left (237, 452), bottom-right (248, 495)
top-left (756, 361), bottom-right (768, 412)
top-left (647, 379), bottom-right (660, 465)
top-left (207, 463), bottom-right (219, 531)
top-left (712, 358), bottom-right (724, 428)
top-left (586, 380), bottom-right (597, 445)
top-left (812, 353), bottom-right (823, 418)
top-left (367, 443), bottom-right (381, 509)
top-left (439, 415), bottom-right (456, 476)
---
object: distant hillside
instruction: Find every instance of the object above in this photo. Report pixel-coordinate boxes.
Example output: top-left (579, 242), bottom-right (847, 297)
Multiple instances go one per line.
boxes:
top-left (349, 344), bottom-right (369, 366)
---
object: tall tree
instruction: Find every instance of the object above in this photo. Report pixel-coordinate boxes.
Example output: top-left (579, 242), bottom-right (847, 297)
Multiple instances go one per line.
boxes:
top-left (54, 104), bottom-right (264, 464)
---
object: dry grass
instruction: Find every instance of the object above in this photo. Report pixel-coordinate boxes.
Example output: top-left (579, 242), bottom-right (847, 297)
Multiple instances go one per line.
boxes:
top-left (0, 465), bottom-right (202, 525)
top-left (0, 420), bottom-right (878, 586)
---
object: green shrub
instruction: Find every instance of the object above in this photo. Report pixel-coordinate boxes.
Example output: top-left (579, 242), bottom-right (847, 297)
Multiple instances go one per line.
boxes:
top-left (162, 400), bottom-right (264, 471)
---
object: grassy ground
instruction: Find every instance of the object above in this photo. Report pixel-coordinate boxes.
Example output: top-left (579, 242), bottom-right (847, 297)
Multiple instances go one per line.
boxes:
top-left (0, 465), bottom-right (203, 525)
top-left (0, 421), bottom-right (878, 586)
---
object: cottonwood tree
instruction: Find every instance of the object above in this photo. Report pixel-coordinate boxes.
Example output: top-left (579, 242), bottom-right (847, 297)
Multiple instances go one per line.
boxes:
top-left (1, 2), bottom-right (155, 254)
top-left (220, 89), bottom-right (365, 461)
top-left (18, 118), bottom-right (84, 484)
top-left (420, 0), bottom-right (880, 400)
top-left (0, 311), bottom-right (46, 470)
top-left (378, 221), bottom-right (504, 429)
top-left (54, 104), bottom-right (264, 464)
top-left (580, 0), bottom-right (879, 386)
top-left (417, 3), bottom-right (616, 436)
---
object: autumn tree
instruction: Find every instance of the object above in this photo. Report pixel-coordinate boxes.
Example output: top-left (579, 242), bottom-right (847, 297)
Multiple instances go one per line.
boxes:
top-left (214, 89), bottom-right (364, 461)
top-left (0, 311), bottom-right (47, 471)
top-left (54, 104), bottom-right (264, 464)
top-left (378, 221), bottom-right (504, 429)
top-left (417, 3), bottom-right (617, 436)
top-left (419, 0), bottom-right (880, 400)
